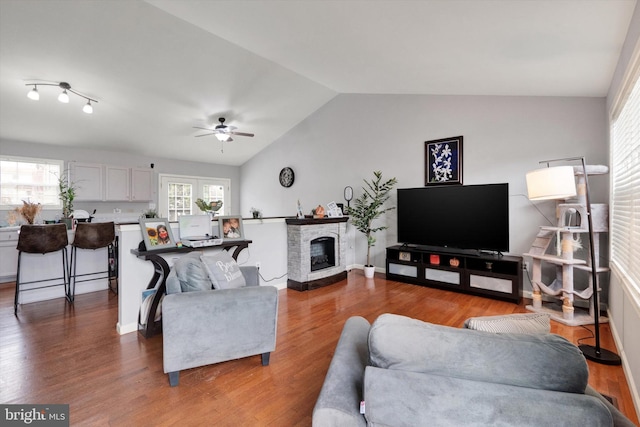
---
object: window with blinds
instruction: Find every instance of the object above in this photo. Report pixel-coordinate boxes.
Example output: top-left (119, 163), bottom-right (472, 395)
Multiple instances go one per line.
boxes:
top-left (610, 72), bottom-right (640, 298)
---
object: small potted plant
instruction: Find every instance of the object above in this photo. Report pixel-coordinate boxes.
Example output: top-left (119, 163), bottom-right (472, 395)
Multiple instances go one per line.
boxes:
top-left (144, 209), bottom-right (158, 218)
top-left (347, 171), bottom-right (398, 278)
top-left (196, 198), bottom-right (223, 216)
top-left (250, 207), bottom-right (262, 219)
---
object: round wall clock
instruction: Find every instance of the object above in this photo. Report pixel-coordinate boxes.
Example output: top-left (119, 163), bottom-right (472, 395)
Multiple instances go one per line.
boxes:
top-left (279, 167), bottom-right (295, 187)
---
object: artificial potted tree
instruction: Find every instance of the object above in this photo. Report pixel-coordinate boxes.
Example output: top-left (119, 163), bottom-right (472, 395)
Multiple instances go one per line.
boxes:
top-left (58, 173), bottom-right (77, 229)
top-left (348, 170), bottom-right (397, 278)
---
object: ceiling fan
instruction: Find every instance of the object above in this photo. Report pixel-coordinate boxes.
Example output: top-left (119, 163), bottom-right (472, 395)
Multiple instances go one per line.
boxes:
top-left (193, 117), bottom-right (254, 142)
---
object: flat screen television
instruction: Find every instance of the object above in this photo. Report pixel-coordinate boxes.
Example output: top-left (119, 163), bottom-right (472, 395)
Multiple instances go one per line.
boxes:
top-left (397, 183), bottom-right (509, 253)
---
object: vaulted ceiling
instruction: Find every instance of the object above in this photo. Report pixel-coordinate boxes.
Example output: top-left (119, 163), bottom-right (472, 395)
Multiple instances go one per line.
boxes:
top-left (0, 0), bottom-right (635, 165)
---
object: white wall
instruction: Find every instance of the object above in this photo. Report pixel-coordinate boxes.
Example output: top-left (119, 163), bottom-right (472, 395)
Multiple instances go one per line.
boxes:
top-left (241, 93), bottom-right (608, 275)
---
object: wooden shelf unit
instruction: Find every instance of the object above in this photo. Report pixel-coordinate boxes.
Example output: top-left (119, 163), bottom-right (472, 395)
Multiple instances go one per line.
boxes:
top-left (386, 245), bottom-right (522, 303)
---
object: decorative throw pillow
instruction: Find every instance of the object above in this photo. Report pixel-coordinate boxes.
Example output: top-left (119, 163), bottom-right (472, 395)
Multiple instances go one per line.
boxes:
top-left (200, 251), bottom-right (246, 289)
top-left (464, 313), bottom-right (551, 334)
top-left (167, 252), bottom-right (212, 294)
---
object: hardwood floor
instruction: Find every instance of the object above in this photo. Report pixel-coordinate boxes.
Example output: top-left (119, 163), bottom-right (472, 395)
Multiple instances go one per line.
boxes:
top-left (1, 272), bottom-right (638, 426)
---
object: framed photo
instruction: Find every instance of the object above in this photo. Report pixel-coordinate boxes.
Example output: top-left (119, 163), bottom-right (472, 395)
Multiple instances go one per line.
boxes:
top-left (218, 216), bottom-right (244, 241)
top-left (139, 218), bottom-right (176, 251)
top-left (326, 201), bottom-right (343, 218)
top-left (425, 136), bottom-right (463, 186)
top-left (399, 251), bottom-right (411, 261)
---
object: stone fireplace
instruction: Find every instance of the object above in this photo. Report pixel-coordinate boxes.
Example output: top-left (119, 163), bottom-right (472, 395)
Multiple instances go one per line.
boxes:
top-left (286, 217), bottom-right (348, 291)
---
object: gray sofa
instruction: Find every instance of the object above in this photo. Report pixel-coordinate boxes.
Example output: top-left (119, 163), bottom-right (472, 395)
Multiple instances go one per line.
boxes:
top-left (162, 252), bottom-right (278, 387)
top-left (313, 313), bottom-right (634, 426)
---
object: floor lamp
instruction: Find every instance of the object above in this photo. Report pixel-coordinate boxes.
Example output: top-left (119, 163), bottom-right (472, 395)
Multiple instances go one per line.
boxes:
top-left (526, 156), bottom-right (621, 365)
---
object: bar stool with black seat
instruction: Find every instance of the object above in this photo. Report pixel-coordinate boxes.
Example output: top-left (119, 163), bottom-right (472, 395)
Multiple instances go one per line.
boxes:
top-left (68, 221), bottom-right (117, 302)
top-left (15, 223), bottom-right (70, 315)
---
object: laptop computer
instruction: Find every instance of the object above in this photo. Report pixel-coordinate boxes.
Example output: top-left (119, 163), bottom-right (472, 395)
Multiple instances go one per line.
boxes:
top-left (179, 215), bottom-right (216, 243)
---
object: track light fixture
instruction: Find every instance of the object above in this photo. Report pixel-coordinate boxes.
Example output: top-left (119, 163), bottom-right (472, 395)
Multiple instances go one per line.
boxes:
top-left (25, 81), bottom-right (98, 114)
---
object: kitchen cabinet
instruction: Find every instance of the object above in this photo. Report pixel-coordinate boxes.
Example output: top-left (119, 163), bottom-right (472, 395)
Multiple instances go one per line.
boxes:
top-left (70, 162), bottom-right (103, 201)
top-left (130, 168), bottom-right (153, 201)
top-left (106, 166), bottom-right (131, 201)
top-left (69, 162), bottom-right (153, 202)
top-left (0, 227), bottom-right (20, 282)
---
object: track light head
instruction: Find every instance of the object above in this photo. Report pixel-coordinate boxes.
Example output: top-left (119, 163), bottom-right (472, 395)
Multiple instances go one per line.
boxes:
top-left (27, 85), bottom-right (39, 100)
top-left (58, 89), bottom-right (70, 103)
top-left (83, 100), bottom-right (93, 114)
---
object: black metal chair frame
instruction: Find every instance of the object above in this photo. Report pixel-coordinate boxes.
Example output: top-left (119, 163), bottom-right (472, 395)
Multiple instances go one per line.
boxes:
top-left (68, 222), bottom-right (118, 302)
top-left (14, 224), bottom-right (70, 315)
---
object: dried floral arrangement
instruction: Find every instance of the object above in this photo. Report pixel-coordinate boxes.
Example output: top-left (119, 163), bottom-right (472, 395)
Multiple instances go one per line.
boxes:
top-left (13, 200), bottom-right (42, 224)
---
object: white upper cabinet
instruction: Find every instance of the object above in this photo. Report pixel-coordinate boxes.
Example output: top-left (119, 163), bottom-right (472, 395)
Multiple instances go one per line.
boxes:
top-left (131, 168), bottom-right (153, 201)
top-left (69, 162), bottom-right (153, 202)
top-left (105, 166), bottom-right (130, 201)
top-left (70, 162), bottom-right (103, 201)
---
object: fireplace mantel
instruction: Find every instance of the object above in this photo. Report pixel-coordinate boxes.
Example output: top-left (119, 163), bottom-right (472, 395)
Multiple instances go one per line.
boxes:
top-left (285, 217), bottom-right (349, 225)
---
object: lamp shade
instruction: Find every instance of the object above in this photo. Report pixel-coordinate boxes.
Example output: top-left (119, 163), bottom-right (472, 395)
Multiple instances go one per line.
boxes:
top-left (526, 166), bottom-right (577, 200)
top-left (58, 90), bottom-right (70, 103)
top-left (215, 133), bottom-right (230, 142)
top-left (27, 86), bottom-right (39, 100)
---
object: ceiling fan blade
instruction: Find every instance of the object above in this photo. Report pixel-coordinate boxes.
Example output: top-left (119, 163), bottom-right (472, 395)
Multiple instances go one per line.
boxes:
top-left (195, 133), bottom-right (214, 137)
top-left (193, 126), bottom-right (214, 131)
top-left (229, 131), bottom-right (254, 137)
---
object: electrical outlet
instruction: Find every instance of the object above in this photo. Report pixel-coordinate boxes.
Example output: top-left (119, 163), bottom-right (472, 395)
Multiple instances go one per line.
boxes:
top-left (255, 261), bottom-right (261, 269)
top-left (523, 261), bottom-right (530, 271)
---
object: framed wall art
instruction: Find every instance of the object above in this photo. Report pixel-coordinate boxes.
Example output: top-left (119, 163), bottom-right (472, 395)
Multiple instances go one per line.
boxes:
top-left (218, 216), bottom-right (244, 241)
top-left (425, 135), bottom-right (463, 186)
top-left (139, 218), bottom-right (176, 250)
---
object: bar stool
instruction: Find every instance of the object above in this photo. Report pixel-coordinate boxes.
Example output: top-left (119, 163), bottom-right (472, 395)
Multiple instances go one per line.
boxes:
top-left (68, 222), bottom-right (117, 302)
top-left (15, 224), bottom-right (69, 315)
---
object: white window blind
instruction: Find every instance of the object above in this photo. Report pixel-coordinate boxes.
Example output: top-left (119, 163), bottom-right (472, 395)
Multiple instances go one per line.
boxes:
top-left (611, 72), bottom-right (640, 297)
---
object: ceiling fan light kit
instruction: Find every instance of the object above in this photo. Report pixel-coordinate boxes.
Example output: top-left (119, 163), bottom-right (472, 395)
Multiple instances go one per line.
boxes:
top-left (25, 81), bottom-right (97, 114)
top-left (194, 117), bottom-right (254, 152)
top-left (215, 133), bottom-right (231, 142)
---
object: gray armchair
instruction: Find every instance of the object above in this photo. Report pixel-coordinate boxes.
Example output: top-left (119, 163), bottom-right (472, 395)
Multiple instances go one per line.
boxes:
top-left (162, 252), bottom-right (279, 387)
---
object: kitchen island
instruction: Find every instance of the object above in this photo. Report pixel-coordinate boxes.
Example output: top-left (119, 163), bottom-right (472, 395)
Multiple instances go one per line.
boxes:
top-left (1, 225), bottom-right (113, 305)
